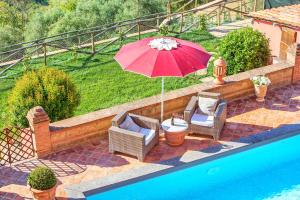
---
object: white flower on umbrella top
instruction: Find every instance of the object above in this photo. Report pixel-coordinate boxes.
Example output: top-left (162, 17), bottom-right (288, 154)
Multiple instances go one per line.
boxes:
top-left (148, 38), bottom-right (179, 51)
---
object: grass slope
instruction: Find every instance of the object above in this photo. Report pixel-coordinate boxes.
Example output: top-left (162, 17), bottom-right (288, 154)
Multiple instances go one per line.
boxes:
top-left (0, 31), bottom-right (220, 128)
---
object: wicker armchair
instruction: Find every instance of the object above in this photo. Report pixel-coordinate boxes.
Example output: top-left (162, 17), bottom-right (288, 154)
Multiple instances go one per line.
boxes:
top-left (184, 92), bottom-right (227, 140)
top-left (108, 111), bottom-right (160, 161)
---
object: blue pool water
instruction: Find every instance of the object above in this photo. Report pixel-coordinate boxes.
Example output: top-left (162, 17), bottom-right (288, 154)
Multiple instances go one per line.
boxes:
top-left (86, 134), bottom-right (300, 200)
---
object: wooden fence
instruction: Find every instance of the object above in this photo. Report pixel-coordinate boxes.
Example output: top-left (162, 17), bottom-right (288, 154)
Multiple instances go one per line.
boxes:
top-left (0, 127), bottom-right (35, 166)
top-left (0, 0), bottom-right (263, 78)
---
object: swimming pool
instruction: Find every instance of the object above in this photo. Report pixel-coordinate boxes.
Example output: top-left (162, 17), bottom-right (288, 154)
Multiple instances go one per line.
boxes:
top-left (86, 133), bottom-right (300, 200)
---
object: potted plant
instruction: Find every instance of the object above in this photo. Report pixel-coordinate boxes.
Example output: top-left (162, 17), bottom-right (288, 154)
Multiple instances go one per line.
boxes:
top-left (27, 166), bottom-right (57, 200)
top-left (251, 75), bottom-right (271, 102)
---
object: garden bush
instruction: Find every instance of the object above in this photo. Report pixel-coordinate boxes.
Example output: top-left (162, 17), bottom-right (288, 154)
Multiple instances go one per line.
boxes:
top-left (198, 15), bottom-right (208, 31)
top-left (218, 27), bottom-right (270, 75)
top-left (8, 67), bottom-right (80, 127)
top-left (27, 166), bottom-right (56, 190)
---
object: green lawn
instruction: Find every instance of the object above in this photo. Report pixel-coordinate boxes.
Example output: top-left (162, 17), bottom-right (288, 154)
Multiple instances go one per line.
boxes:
top-left (0, 31), bottom-right (220, 128)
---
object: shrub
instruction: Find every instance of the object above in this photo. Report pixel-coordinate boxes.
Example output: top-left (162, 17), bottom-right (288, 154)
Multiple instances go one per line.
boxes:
top-left (198, 15), bottom-right (208, 31)
top-left (159, 25), bottom-right (169, 36)
top-left (27, 166), bottom-right (56, 190)
top-left (218, 27), bottom-right (270, 75)
top-left (8, 67), bottom-right (80, 127)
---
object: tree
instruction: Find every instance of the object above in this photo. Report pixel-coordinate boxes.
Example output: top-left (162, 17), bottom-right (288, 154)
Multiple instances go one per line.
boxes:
top-left (10, 0), bottom-right (167, 43)
top-left (0, 0), bottom-right (39, 48)
top-left (25, 0), bottom-right (166, 39)
top-left (171, 0), bottom-right (211, 11)
top-left (3, 0), bottom-right (36, 29)
top-left (34, 0), bottom-right (48, 5)
top-left (115, 0), bottom-right (165, 20)
top-left (24, 8), bottom-right (64, 41)
top-left (0, 1), bottom-right (22, 29)
top-left (48, 0), bottom-right (77, 12)
top-left (0, 25), bottom-right (23, 50)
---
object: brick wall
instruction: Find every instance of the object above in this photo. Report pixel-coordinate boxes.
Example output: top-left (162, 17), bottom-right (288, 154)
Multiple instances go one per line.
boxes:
top-left (27, 61), bottom-right (294, 157)
top-left (292, 43), bottom-right (300, 83)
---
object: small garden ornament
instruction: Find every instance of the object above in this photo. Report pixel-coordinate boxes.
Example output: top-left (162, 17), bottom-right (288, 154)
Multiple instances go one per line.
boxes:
top-left (213, 57), bottom-right (227, 85)
top-left (251, 75), bottom-right (271, 102)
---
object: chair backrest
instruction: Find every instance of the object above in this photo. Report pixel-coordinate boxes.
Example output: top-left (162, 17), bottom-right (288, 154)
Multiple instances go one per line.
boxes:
top-left (112, 111), bottom-right (128, 127)
top-left (198, 91), bottom-right (222, 100)
top-left (197, 92), bottom-right (222, 115)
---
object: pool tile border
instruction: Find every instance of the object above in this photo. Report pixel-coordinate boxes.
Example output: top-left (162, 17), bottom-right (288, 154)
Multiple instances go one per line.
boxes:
top-left (65, 122), bottom-right (300, 199)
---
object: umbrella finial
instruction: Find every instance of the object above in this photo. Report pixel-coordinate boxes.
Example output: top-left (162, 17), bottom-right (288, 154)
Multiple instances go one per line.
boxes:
top-left (148, 38), bottom-right (178, 51)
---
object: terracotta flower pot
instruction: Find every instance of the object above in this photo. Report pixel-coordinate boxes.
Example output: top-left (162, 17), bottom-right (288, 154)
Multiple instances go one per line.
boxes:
top-left (29, 184), bottom-right (57, 200)
top-left (254, 85), bottom-right (268, 102)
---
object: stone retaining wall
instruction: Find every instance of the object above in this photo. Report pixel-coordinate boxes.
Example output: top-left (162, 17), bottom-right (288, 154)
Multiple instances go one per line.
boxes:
top-left (27, 44), bottom-right (300, 157)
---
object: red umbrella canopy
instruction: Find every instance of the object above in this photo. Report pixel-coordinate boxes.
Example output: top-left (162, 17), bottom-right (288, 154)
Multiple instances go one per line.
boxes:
top-left (114, 37), bottom-right (212, 77)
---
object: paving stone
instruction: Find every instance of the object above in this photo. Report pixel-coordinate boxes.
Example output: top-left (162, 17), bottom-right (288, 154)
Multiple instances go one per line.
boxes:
top-left (3, 82), bottom-right (300, 199)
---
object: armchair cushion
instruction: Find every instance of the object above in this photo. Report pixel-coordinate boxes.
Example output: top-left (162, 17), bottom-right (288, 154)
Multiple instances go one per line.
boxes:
top-left (191, 113), bottom-right (214, 127)
top-left (140, 128), bottom-right (156, 145)
top-left (119, 116), bottom-right (141, 132)
top-left (198, 97), bottom-right (219, 115)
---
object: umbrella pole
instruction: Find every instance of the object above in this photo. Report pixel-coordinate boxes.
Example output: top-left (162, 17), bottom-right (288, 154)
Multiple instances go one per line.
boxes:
top-left (161, 77), bottom-right (164, 122)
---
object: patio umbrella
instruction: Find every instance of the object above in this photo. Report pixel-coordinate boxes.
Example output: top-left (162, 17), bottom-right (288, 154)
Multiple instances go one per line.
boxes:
top-left (114, 37), bottom-right (211, 122)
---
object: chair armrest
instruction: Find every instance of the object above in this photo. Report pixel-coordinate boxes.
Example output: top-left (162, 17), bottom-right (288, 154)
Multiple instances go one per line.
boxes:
top-left (129, 113), bottom-right (160, 130)
top-left (184, 96), bottom-right (198, 123)
top-left (214, 100), bottom-right (227, 127)
top-left (109, 126), bottom-right (145, 143)
top-left (112, 111), bottom-right (128, 126)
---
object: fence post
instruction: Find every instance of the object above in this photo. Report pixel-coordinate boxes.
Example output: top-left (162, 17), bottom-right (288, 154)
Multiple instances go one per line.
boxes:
top-left (137, 22), bottom-right (141, 40)
top-left (91, 33), bottom-right (96, 54)
top-left (156, 15), bottom-right (160, 28)
top-left (180, 13), bottom-right (184, 33)
top-left (167, 1), bottom-right (172, 15)
top-left (253, 0), bottom-right (257, 12)
top-left (167, 1), bottom-right (172, 21)
top-left (43, 44), bottom-right (47, 66)
top-left (27, 106), bottom-right (52, 158)
top-left (217, 5), bottom-right (221, 26)
top-left (240, 0), bottom-right (244, 19)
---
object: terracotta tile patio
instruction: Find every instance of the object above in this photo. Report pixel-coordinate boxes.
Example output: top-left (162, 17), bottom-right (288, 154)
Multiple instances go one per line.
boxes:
top-left (1, 82), bottom-right (300, 200)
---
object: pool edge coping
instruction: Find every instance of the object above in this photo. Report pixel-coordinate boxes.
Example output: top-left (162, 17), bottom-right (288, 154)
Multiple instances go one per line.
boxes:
top-left (65, 122), bottom-right (300, 199)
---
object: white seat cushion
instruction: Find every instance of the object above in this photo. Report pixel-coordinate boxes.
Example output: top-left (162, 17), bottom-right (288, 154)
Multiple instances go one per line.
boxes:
top-left (191, 113), bottom-right (214, 127)
top-left (140, 128), bottom-right (156, 145)
top-left (119, 116), bottom-right (141, 132)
